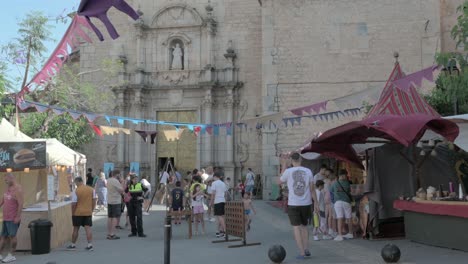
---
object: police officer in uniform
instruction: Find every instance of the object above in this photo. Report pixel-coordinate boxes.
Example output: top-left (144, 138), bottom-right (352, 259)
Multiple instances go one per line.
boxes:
top-left (125, 175), bottom-right (148, 237)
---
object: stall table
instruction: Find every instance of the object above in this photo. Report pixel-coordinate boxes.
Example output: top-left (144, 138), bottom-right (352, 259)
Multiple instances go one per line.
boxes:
top-left (394, 200), bottom-right (468, 252)
top-left (17, 201), bottom-right (72, 251)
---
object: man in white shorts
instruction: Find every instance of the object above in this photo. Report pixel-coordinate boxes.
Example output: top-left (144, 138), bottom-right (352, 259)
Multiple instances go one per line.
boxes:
top-left (330, 169), bottom-right (353, 241)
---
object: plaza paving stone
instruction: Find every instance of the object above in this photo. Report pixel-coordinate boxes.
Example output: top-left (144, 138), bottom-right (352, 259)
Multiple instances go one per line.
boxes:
top-left (15, 201), bottom-right (468, 264)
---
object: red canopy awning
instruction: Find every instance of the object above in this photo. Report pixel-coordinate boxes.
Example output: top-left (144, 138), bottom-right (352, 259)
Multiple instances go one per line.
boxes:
top-left (303, 63), bottom-right (459, 167)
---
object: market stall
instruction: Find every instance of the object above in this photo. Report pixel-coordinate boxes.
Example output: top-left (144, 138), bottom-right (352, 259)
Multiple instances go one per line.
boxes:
top-left (302, 61), bottom-right (468, 250)
top-left (393, 200), bottom-right (468, 251)
top-left (0, 118), bottom-right (85, 251)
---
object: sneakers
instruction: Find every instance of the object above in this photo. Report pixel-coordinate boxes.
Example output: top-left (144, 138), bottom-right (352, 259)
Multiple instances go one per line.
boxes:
top-left (334, 235), bottom-right (344, 241)
top-left (143, 212), bottom-right (150, 216)
top-left (304, 249), bottom-right (311, 257)
top-left (209, 217), bottom-right (216, 222)
top-left (138, 234), bottom-right (147, 238)
top-left (313, 235), bottom-right (320, 241)
top-left (2, 254), bottom-right (16, 263)
top-left (85, 245), bottom-right (94, 251)
top-left (322, 235), bottom-right (333, 240)
top-left (343, 233), bottom-right (354, 239)
top-left (216, 232), bottom-right (225, 238)
top-left (66, 244), bottom-right (77, 250)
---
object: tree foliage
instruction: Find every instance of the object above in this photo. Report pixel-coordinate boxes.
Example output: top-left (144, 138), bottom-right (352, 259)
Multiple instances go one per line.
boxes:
top-left (1, 11), bottom-right (120, 150)
top-left (426, 1), bottom-right (468, 116)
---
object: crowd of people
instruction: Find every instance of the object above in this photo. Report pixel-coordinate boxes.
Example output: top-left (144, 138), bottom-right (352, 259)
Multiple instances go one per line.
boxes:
top-left (161, 166), bottom-right (257, 238)
top-left (279, 153), bottom-right (359, 260)
top-left (66, 165), bottom-right (258, 251)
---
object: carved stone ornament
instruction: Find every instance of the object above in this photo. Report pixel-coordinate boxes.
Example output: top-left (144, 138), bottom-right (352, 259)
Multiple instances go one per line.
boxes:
top-left (152, 4), bottom-right (203, 28)
top-left (162, 71), bottom-right (189, 85)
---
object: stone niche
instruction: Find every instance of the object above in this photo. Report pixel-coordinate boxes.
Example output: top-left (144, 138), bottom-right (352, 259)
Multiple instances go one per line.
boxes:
top-left (150, 4), bottom-right (210, 86)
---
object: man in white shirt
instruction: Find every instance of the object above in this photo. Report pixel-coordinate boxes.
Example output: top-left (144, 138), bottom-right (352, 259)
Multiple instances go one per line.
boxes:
top-left (279, 153), bottom-right (318, 259)
top-left (159, 171), bottom-right (169, 185)
top-left (210, 172), bottom-right (227, 238)
top-left (201, 169), bottom-right (209, 183)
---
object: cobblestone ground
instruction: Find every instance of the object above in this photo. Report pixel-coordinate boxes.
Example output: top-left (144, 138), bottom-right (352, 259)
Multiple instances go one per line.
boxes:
top-left (16, 201), bottom-right (468, 264)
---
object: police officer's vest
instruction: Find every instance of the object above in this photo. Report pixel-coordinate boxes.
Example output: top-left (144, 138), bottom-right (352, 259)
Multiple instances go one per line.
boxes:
top-left (129, 183), bottom-right (143, 193)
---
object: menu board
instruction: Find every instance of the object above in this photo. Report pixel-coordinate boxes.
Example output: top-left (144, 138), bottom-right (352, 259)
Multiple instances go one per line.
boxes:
top-left (0, 141), bottom-right (47, 171)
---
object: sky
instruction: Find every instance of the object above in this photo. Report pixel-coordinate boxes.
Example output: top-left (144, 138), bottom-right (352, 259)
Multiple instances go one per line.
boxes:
top-left (0, 0), bottom-right (81, 91)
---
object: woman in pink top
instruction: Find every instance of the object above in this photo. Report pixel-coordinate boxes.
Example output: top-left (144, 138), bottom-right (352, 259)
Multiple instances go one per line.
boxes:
top-left (0, 173), bottom-right (24, 263)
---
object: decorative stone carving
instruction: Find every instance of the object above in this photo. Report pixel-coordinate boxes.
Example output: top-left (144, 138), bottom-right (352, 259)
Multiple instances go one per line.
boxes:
top-left (224, 88), bottom-right (234, 107)
top-left (106, 144), bottom-right (118, 161)
top-left (270, 47), bottom-right (279, 65)
top-left (224, 40), bottom-right (237, 67)
top-left (152, 5), bottom-right (203, 28)
top-left (202, 89), bottom-right (213, 108)
top-left (162, 70), bottom-right (189, 85)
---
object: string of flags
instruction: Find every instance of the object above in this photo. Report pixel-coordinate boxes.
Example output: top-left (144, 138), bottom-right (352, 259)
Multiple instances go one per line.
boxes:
top-left (17, 99), bottom-right (364, 140)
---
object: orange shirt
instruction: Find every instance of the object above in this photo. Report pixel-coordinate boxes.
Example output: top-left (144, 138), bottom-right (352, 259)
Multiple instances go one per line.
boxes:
top-left (72, 185), bottom-right (96, 216)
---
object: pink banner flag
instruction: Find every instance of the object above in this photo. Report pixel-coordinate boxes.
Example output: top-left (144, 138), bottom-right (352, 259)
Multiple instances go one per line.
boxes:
top-left (290, 101), bottom-right (328, 116)
top-left (19, 15), bottom-right (95, 96)
top-left (393, 65), bottom-right (438, 92)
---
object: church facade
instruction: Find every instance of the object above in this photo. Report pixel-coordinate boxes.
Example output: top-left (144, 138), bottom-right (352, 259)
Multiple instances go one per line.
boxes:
top-left (78, 0), bottom-right (462, 198)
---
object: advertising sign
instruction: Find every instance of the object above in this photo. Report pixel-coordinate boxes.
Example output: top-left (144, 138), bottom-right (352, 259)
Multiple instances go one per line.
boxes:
top-left (0, 141), bottom-right (47, 171)
top-left (130, 162), bottom-right (140, 176)
top-left (103, 163), bottom-right (114, 178)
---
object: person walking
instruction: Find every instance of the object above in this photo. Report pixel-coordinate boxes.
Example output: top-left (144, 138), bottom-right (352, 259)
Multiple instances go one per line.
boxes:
top-left (95, 172), bottom-right (107, 211)
top-left (106, 170), bottom-right (124, 240)
top-left (0, 173), bottom-right (23, 263)
top-left (244, 168), bottom-right (255, 196)
top-left (66, 177), bottom-right (97, 251)
top-left (126, 175), bottom-right (148, 237)
top-left (170, 181), bottom-right (185, 225)
top-left (278, 153), bottom-right (318, 260)
top-left (331, 169), bottom-right (354, 241)
top-left (140, 175), bottom-right (151, 215)
top-left (191, 184), bottom-right (207, 235)
top-left (86, 168), bottom-right (94, 187)
top-left (210, 172), bottom-right (227, 238)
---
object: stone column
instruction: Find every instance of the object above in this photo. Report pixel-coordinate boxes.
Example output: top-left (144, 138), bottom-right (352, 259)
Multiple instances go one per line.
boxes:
top-left (115, 89), bottom-right (126, 167)
top-left (134, 16), bottom-right (147, 84)
top-left (205, 2), bottom-right (216, 67)
top-left (225, 88), bottom-right (234, 164)
top-left (261, 1), bottom-right (280, 200)
top-left (202, 89), bottom-right (213, 166)
top-left (133, 89), bottom-right (143, 164)
top-left (224, 87), bottom-right (235, 182)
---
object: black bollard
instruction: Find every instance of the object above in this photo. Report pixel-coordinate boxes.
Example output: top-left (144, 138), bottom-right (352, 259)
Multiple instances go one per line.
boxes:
top-left (164, 215), bottom-right (171, 264)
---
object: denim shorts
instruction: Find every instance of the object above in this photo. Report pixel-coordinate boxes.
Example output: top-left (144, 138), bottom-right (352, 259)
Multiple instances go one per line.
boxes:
top-left (1, 221), bottom-right (20, 237)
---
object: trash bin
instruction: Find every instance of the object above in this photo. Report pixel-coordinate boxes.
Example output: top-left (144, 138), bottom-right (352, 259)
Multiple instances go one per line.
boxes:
top-left (28, 219), bottom-right (53, 255)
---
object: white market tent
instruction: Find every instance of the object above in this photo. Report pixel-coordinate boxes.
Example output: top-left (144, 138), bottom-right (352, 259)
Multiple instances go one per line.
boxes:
top-left (0, 118), bottom-right (86, 166)
top-left (443, 114), bottom-right (468, 152)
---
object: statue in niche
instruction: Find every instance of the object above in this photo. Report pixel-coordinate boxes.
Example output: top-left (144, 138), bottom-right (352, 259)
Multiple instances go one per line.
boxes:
top-left (171, 43), bottom-right (183, 70)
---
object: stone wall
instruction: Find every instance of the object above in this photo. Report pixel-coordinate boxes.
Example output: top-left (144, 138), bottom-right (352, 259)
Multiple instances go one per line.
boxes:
top-left (76, 0), bottom-right (463, 199)
top-left (260, 0), bottom-right (444, 198)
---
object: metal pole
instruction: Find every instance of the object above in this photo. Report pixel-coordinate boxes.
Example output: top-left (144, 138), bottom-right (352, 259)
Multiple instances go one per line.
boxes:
top-left (164, 215), bottom-right (171, 264)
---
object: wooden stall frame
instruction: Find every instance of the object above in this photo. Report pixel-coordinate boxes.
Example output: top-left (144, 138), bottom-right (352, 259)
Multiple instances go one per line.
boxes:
top-left (212, 201), bottom-right (261, 248)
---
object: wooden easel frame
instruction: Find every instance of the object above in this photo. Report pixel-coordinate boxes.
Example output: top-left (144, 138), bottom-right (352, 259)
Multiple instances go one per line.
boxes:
top-left (148, 159), bottom-right (176, 211)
